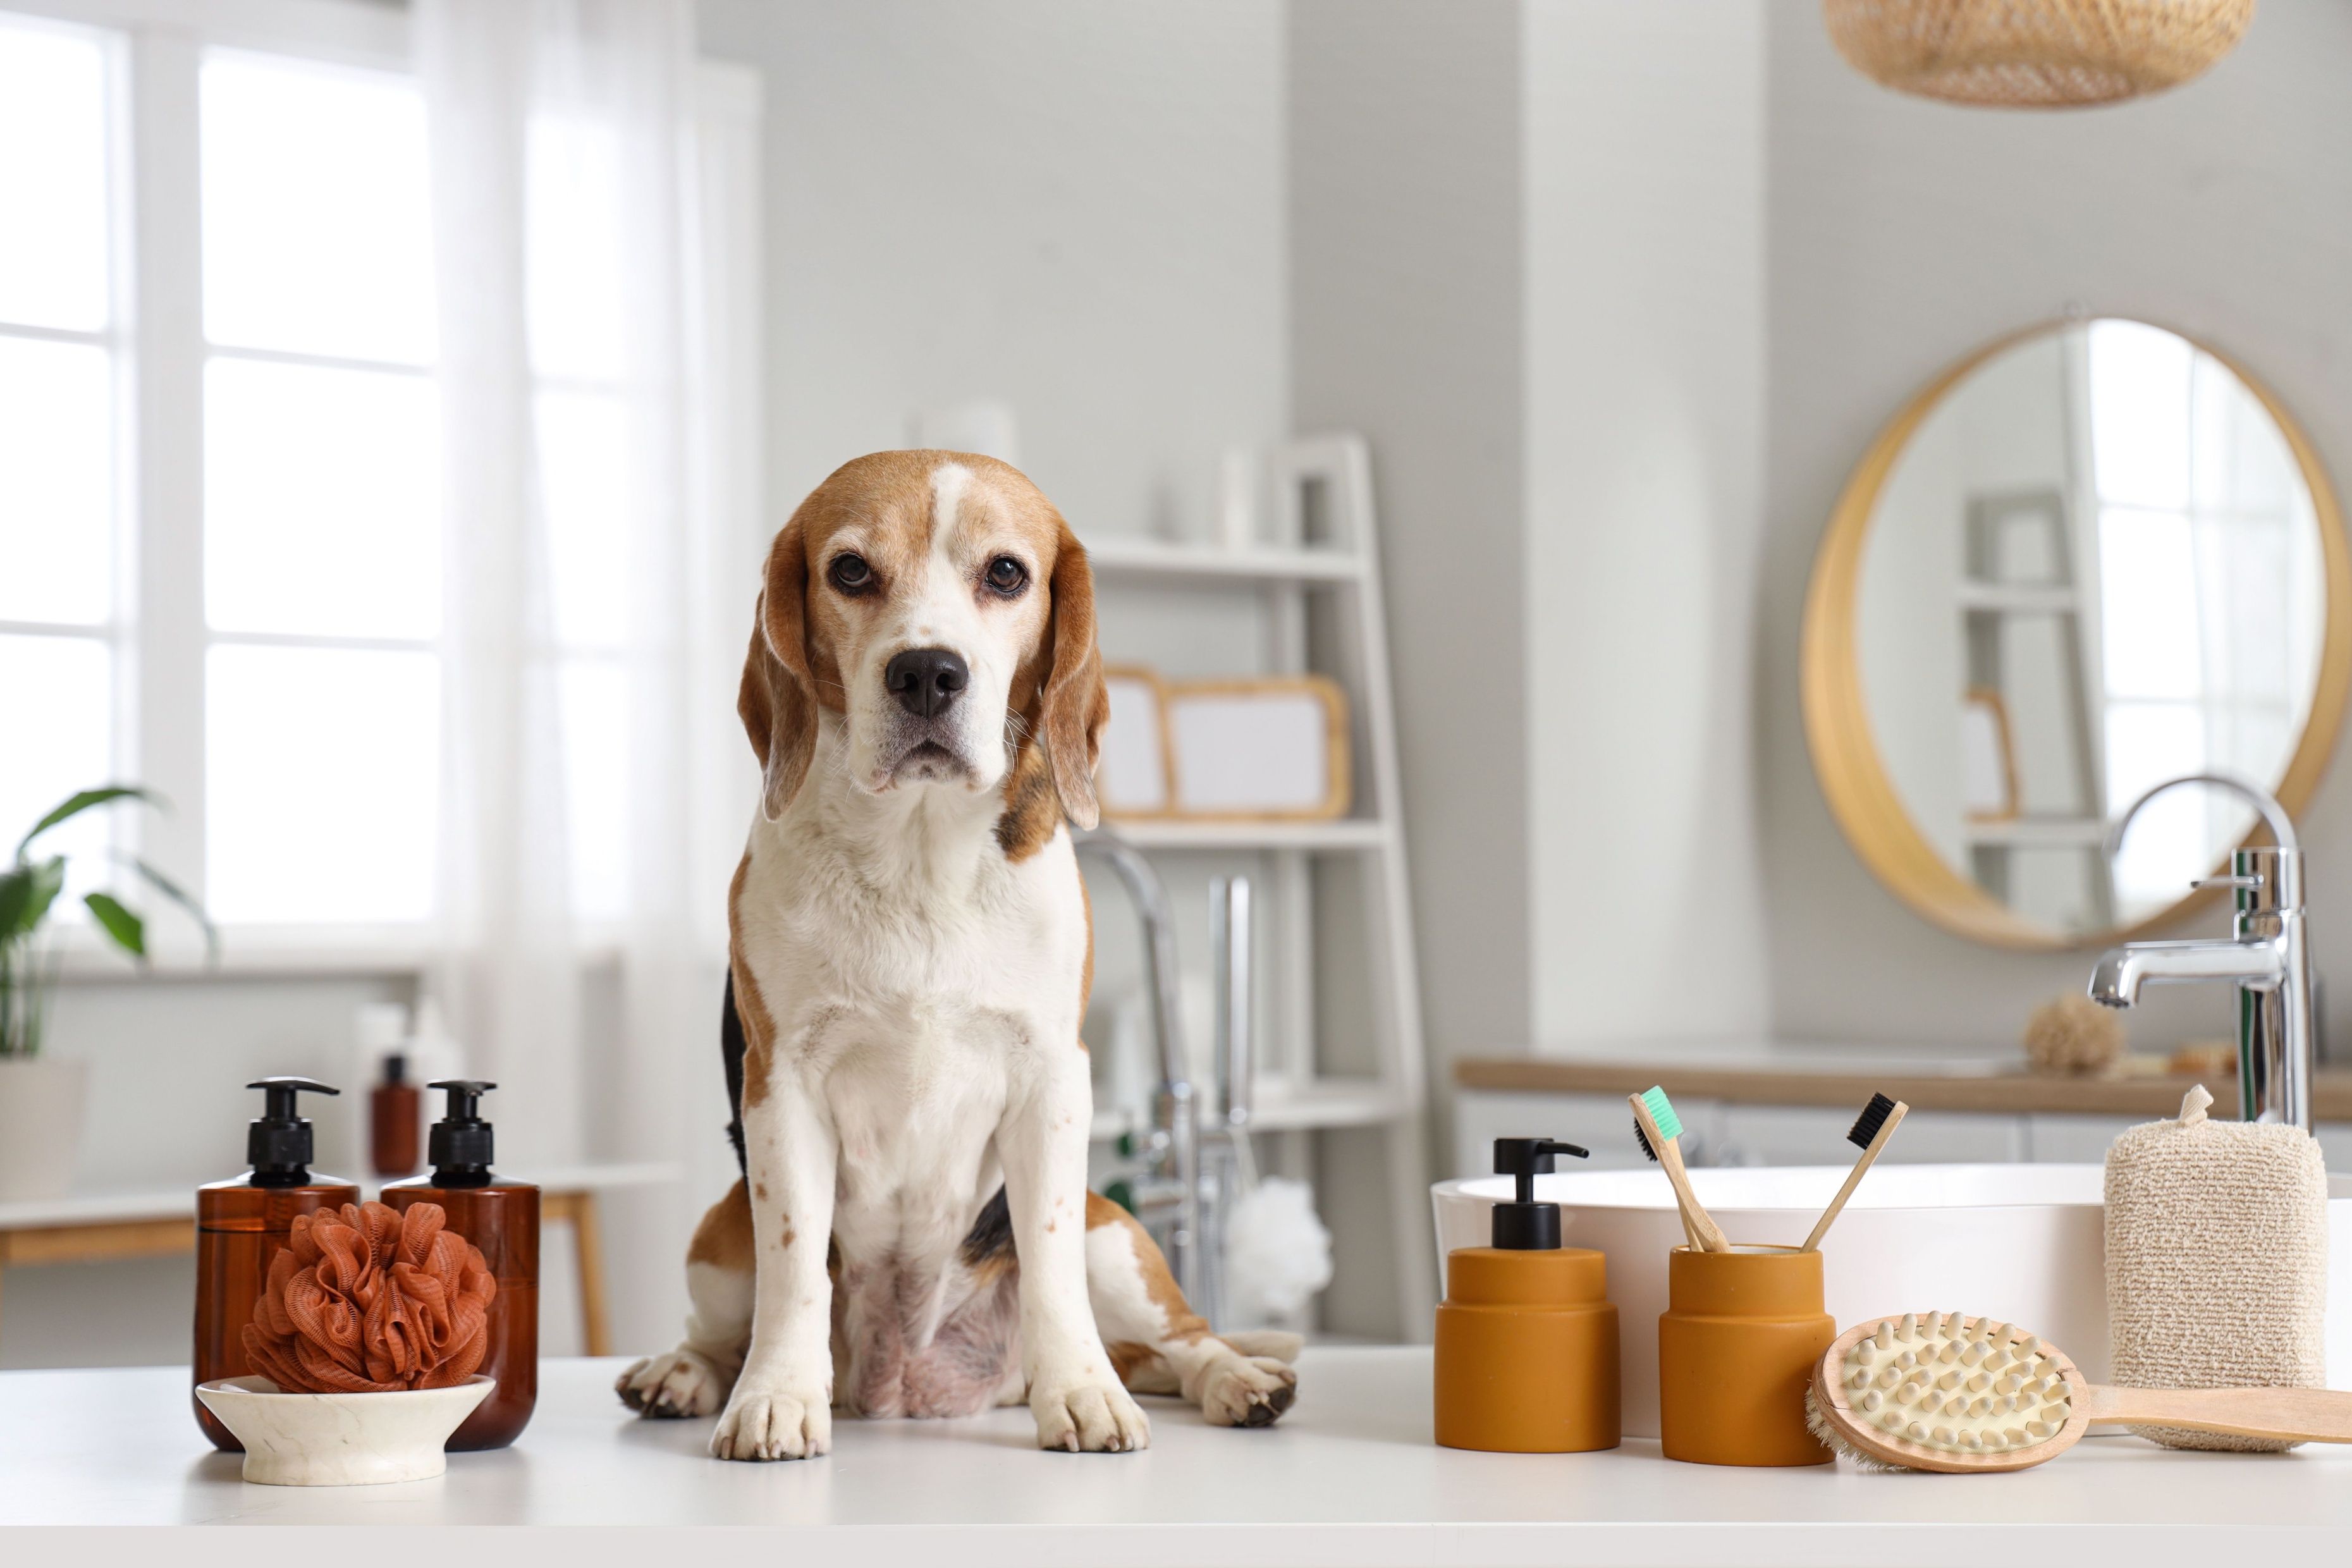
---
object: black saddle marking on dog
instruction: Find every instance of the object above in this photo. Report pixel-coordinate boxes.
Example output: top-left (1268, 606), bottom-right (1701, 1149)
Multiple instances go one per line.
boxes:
top-left (960, 1185), bottom-right (1013, 1268)
top-left (721, 970), bottom-right (748, 1176)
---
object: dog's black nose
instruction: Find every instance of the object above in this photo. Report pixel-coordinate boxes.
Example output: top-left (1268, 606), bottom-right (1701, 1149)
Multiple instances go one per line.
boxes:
top-left (886, 647), bottom-right (969, 718)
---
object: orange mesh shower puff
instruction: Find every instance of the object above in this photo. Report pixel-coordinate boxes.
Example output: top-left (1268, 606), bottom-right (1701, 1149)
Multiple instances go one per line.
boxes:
top-left (241, 1199), bottom-right (496, 1394)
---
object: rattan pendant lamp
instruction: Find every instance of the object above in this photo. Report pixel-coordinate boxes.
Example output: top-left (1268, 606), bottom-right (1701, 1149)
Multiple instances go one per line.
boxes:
top-left (1823, 0), bottom-right (2255, 107)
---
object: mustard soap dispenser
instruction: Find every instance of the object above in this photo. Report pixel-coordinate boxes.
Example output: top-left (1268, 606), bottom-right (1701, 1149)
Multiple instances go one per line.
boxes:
top-left (1434, 1137), bottom-right (1620, 1453)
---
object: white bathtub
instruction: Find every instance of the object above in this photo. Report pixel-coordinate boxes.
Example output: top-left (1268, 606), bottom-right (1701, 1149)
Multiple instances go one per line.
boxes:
top-left (1431, 1163), bottom-right (2352, 1439)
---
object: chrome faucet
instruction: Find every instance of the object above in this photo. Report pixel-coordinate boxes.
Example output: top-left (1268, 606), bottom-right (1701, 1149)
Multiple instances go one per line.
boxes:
top-left (2087, 773), bottom-right (2314, 1130)
top-left (1074, 831), bottom-right (1203, 1302)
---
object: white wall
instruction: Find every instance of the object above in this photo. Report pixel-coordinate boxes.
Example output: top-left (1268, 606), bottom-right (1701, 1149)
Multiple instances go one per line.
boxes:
top-left (1521, 0), bottom-right (1770, 1050)
top-left (1758, 1), bottom-right (2352, 1057)
top-left (697, 0), bottom-right (1289, 542)
top-left (1287, 0), bottom-right (1528, 1184)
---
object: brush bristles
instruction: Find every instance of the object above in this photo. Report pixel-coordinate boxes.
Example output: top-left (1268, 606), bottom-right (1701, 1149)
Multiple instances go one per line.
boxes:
top-left (1633, 1117), bottom-right (1658, 1162)
top-left (1640, 1085), bottom-right (1682, 1142)
top-left (1804, 1385), bottom-right (1908, 1473)
top-left (1848, 1092), bottom-right (1897, 1150)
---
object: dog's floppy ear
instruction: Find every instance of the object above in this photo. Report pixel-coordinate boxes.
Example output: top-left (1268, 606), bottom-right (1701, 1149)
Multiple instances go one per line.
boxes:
top-left (740, 520), bottom-right (816, 822)
top-left (1041, 521), bottom-right (1109, 830)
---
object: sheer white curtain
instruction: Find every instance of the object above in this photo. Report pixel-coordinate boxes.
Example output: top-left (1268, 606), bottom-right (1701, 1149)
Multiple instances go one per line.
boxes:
top-left (416, 0), bottom-right (732, 1225)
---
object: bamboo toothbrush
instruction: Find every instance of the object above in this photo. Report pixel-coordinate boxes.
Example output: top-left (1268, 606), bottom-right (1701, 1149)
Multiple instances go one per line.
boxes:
top-left (1801, 1093), bottom-right (1908, 1253)
top-left (1808, 1311), bottom-right (2352, 1473)
top-left (1629, 1086), bottom-right (1730, 1253)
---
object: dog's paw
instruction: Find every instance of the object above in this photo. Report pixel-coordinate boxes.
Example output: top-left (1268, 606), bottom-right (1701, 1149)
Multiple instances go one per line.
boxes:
top-left (1031, 1371), bottom-right (1151, 1453)
top-left (1218, 1329), bottom-right (1304, 1364)
top-left (1201, 1354), bottom-right (1297, 1428)
top-left (616, 1349), bottom-right (732, 1419)
top-left (711, 1383), bottom-right (831, 1461)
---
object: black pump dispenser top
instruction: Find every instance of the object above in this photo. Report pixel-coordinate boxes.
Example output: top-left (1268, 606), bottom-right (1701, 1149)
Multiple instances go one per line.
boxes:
top-left (245, 1077), bottom-right (339, 1187)
top-left (427, 1079), bottom-right (498, 1187)
top-left (1488, 1137), bottom-right (1589, 1250)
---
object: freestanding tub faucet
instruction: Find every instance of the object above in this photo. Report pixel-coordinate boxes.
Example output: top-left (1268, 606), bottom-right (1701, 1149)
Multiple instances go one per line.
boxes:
top-left (2087, 773), bottom-right (2313, 1130)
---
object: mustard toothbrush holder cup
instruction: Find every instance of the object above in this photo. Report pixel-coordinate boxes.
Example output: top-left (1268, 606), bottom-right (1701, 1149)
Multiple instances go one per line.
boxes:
top-left (1657, 1244), bottom-right (1835, 1466)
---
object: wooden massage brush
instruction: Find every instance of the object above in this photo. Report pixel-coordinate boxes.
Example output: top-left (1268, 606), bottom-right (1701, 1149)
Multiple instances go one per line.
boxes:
top-left (1806, 1311), bottom-right (2352, 1473)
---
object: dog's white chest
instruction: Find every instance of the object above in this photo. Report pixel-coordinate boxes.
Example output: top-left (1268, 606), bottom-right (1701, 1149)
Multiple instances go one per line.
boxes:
top-left (742, 825), bottom-right (1081, 1027)
top-left (733, 803), bottom-right (1088, 1207)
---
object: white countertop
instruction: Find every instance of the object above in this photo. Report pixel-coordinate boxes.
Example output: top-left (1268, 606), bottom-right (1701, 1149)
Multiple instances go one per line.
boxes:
top-left (4, 1349), bottom-right (2350, 1564)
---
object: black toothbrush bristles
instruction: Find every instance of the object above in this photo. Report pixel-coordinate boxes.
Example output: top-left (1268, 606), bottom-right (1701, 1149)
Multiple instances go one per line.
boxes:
top-left (1633, 1117), bottom-right (1657, 1162)
top-left (1848, 1092), bottom-right (1897, 1150)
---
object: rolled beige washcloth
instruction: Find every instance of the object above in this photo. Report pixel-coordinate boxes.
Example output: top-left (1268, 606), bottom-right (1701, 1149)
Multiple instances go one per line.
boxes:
top-left (2104, 1084), bottom-right (2329, 1450)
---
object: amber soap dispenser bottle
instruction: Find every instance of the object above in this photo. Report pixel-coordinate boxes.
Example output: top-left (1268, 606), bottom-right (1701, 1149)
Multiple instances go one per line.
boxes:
top-left (384, 1080), bottom-right (539, 1450)
top-left (1434, 1137), bottom-right (1620, 1453)
top-left (369, 1050), bottom-right (421, 1177)
top-left (193, 1077), bottom-right (359, 1450)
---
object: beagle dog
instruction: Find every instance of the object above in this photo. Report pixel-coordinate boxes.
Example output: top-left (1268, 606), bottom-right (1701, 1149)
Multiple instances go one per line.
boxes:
top-left (616, 451), bottom-right (1299, 1459)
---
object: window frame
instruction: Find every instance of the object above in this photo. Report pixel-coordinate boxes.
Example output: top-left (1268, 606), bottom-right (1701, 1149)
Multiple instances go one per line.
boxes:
top-left (0, 6), bottom-right (140, 945)
top-left (9, 0), bottom-right (763, 977)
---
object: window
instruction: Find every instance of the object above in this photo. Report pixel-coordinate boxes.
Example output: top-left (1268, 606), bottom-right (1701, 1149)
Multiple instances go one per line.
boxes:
top-left (1, 3), bottom-right (747, 948)
top-left (0, 15), bottom-right (120, 919)
top-left (2090, 319), bottom-right (2325, 907)
top-left (198, 49), bottom-right (442, 924)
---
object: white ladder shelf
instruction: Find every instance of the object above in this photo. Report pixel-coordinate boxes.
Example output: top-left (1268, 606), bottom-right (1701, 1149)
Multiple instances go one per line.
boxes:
top-left (1082, 434), bottom-right (1435, 1342)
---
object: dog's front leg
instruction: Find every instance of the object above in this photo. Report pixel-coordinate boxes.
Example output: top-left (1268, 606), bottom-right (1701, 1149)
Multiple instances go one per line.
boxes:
top-left (710, 1070), bottom-right (836, 1461)
top-left (1000, 1046), bottom-right (1151, 1453)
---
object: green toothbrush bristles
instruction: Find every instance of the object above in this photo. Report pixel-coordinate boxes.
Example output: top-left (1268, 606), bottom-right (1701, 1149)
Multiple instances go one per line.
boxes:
top-left (1641, 1085), bottom-right (1682, 1143)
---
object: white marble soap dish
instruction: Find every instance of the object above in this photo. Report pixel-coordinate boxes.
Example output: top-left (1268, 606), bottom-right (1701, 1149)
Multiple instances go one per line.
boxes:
top-left (196, 1375), bottom-right (494, 1486)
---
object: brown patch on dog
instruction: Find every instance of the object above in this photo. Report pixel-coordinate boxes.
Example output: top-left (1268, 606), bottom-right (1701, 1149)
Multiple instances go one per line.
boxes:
top-left (752, 1182), bottom-right (768, 1201)
top-left (742, 522), bottom-right (818, 820)
top-left (992, 716), bottom-right (1061, 862)
top-left (1038, 527), bottom-right (1108, 829)
top-left (728, 855), bottom-right (780, 1109)
top-left (686, 1179), bottom-right (755, 1272)
top-left (958, 1188), bottom-right (1018, 1290)
top-left (965, 1244), bottom-right (1017, 1293)
top-left (778, 1223), bottom-right (795, 1251)
top-left (1079, 872), bottom-right (1094, 1027)
top-left (1105, 1339), bottom-right (1161, 1385)
top-left (1086, 1191), bottom-right (1210, 1343)
top-left (768, 451), bottom-right (948, 723)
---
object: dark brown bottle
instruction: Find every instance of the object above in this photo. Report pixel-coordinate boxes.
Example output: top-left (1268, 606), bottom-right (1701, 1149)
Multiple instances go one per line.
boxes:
top-left (193, 1077), bottom-right (358, 1451)
top-left (369, 1051), bottom-right (421, 1177)
top-left (383, 1080), bottom-right (538, 1450)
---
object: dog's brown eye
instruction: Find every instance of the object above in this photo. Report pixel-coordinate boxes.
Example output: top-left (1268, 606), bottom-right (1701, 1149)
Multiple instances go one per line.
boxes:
top-left (984, 556), bottom-right (1027, 596)
top-left (830, 554), bottom-right (873, 592)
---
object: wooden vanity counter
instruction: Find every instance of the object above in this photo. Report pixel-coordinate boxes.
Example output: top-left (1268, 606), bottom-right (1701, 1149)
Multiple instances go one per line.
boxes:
top-left (1454, 1055), bottom-right (2352, 1122)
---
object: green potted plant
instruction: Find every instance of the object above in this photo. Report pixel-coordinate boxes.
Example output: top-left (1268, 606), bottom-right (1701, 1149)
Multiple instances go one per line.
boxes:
top-left (0, 787), bottom-right (214, 1202)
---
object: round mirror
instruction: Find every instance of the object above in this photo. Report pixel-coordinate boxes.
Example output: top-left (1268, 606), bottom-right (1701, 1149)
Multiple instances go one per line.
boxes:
top-left (1803, 319), bottom-right (2352, 948)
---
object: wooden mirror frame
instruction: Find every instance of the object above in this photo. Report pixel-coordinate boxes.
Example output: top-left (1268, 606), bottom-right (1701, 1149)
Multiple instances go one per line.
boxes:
top-left (1801, 319), bottom-right (2352, 950)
